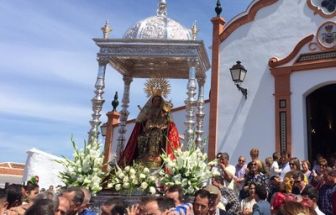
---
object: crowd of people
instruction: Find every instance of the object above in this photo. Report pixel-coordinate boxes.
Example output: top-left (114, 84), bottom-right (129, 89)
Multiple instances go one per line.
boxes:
top-left (1, 147), bottom-right (336, 215)
top-left (0, 182), bottom-right (96, 215)
top-left (200, 148), bottom-right (336, 215)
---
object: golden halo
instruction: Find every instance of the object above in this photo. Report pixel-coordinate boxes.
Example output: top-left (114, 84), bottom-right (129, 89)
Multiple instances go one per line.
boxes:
top-left (144, 77), bottom-right (171, 98)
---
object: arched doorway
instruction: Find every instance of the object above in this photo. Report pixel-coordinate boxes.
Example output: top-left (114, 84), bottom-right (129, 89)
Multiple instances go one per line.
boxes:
top-left (306, 84), bottom-right (336, 162)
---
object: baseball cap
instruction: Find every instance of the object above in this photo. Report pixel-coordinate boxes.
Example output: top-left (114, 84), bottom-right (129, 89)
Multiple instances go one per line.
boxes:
top-left (204, 185), bottom-right (221, 196)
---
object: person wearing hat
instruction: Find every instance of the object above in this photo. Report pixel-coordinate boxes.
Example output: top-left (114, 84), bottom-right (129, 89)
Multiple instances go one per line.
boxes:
top-left (204, 185), bottom-right (225, 215)
top-left (212, 175), bottom-right (240, 215)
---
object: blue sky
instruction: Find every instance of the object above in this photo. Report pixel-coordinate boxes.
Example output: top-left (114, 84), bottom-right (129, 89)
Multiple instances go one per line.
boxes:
top-left (0, 0), bottom-right (252, 163)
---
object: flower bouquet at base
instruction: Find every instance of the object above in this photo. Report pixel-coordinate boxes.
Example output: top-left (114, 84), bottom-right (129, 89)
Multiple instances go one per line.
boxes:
top-left (58, 138), bottom-right (105, 194)
top-left (106, 162), bottom-right (158, 195)
top-left (159, 144), bottom-right (213, 195)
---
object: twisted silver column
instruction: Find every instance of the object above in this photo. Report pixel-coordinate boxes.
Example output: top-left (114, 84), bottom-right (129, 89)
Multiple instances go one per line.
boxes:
top-left (88, 58), bottom-right (108, 143)
top-left (195, 75), bottom-right (206, 149)
top-left (116, 76), bottom-right (133, 159)
top-left (184, 59), bottom-right (198, 147)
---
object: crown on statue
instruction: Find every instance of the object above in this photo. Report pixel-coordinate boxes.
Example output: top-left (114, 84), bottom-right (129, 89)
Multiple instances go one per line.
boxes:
top-left (144, 77), bottom-right (171, 98)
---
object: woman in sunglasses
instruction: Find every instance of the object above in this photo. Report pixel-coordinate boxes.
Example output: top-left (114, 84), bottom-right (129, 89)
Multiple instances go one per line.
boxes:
top-left (239, 161), bottom-right (269, 200)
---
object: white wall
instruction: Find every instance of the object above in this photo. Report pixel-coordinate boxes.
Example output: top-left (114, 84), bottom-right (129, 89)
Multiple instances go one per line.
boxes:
top-left (23, 148), bottom-right (65, 189)
top-left (217, 0), bottom-right (333, 161)
top-left (108, 0), bottom-right (336, 163)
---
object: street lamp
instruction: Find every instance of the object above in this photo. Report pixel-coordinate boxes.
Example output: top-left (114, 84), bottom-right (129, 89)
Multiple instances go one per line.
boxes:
top-left (100, 122), bottom-right (108, 137)
top-left (230, 61), bottom-right (247, 99)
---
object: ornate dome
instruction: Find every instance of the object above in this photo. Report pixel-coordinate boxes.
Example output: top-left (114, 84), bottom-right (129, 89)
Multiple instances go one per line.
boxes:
top-left (123, 0), bottom-right (192, 40)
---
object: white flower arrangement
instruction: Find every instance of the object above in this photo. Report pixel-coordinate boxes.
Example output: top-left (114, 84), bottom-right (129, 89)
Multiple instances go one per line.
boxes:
top-left (107, 162), bottom-right (157, 194)
top-left (159, 146), bottom-right (213, 195)
top-left (58, 138), bottom-right (105, 194)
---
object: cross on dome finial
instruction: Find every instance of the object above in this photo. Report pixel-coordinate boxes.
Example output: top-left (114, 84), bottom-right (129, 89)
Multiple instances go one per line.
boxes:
top-left (101, 20), bottom-right (112, 39)
top-left (157, 0), bottom-right (167, 17)
top-left (191, 21), bottom-right (199, 40)
top-left (215, 0), bottom-right (222, 17)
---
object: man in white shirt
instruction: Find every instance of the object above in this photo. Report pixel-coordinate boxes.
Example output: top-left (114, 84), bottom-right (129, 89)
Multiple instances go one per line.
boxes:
top-left (279, 151), bottom-right (291, 181)
top-left (217, 152), bottom-right (236, 190)
top-left (270, 152), bottom-right (281, 177)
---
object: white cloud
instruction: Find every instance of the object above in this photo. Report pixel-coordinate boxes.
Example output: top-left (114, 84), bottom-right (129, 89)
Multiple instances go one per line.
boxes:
top-left (0, 42), bottom-right (97, 86)
top-left (0, 91), bottom-right (89, 124)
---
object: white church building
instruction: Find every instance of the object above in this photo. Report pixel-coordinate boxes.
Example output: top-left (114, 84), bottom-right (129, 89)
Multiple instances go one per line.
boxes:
top-left (100, 0), bottom-right (336, 163)
top-left (209, 0), bottom-right (336, 162)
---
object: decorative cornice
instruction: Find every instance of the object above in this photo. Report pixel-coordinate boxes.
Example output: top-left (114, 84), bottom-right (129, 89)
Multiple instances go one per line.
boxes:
top-left (268, 34), bottom-right (314, 68)
top-left (296, 50), bottom-right (336, 63)
top-left (94, 39), bottom-right (210, 79)
top-left (219, 0), bottom-right (278, 42)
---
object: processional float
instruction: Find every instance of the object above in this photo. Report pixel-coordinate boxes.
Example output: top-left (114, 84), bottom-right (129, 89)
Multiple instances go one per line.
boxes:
top-left (87, 0), bottom-right (210, 167)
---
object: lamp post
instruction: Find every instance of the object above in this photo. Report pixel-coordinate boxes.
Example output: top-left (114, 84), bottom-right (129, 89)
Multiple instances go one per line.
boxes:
top-left (101, 92), bottom-right (120, 172)
top-left (230, 61), bottom-right (247, 99)
top-left (100, 123), bottom-right (107, 137)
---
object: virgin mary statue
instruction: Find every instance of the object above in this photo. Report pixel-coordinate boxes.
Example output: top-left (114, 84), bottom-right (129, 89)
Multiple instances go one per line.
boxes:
top-left (118, 78), bottom-right (180, 167)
